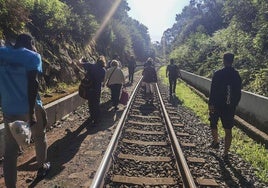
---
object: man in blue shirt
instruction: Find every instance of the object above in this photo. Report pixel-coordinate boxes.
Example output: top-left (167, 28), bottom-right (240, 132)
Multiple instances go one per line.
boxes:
top-left (0, 33), bottom-right (47, 187)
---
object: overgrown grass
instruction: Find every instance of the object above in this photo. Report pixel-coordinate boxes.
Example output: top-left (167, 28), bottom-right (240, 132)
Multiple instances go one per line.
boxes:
top-left (159, 66), bottom-right (268, 183)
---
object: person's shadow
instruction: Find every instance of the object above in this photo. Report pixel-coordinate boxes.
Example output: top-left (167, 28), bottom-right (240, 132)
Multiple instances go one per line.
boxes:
top-left (17, 98), bottom-right (124, 187)
top-left (18, 103), bottom-right (118, 187)
top-left (17, 118), bottom-right (91, 187)
top-left (139, 103), bottom-right (156, 115)
top-left (209, 152), bottom-right (255, 187)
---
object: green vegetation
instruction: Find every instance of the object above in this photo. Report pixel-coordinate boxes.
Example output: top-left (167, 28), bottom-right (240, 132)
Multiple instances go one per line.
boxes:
top-left (161, 0), bottom-right (268, 97)
top-left (0, 0), bottom-right (154, 62)
top-left (1, 0), bottom-right (267, 97)
top-left (159, 66), bottom-right (268, 183)
top-left (0, 0), bottom-right (154, 89)
top-left (1, 0), bottom-right (267, 182)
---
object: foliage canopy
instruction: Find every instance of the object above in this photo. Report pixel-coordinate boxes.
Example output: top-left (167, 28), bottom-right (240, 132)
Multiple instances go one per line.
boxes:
top-left (162, 0), bottom-right (268, 97)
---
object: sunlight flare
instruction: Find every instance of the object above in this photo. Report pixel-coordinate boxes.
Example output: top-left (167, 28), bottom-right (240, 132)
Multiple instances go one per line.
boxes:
top-left (91, 0), bottom-right (122, 42)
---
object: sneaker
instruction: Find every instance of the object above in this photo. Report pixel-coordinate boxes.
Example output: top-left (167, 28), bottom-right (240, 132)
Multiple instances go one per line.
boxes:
top-left (209, 141), bottom-right (220, 149)
top-left (37, 162), bottom-right (51, 178)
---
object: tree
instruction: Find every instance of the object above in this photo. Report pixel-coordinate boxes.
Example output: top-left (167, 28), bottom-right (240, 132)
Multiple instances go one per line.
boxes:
top-left (0, 0), bottom-right (31, 40)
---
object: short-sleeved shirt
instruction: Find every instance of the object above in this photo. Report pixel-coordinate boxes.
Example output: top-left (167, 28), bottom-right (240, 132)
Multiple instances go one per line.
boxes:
top-left (0, 46), bottom-right (42, 115)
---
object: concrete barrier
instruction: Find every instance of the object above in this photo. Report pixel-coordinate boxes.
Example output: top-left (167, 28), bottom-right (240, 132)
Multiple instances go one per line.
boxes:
top-left (181, 70), bottom-right (268, 134)
top-left (180, 71), bottom-right (211, 97)
top-left (44, 91), bottom-right (86, 127)
top-left (237, 91), bottom-right (268, 133)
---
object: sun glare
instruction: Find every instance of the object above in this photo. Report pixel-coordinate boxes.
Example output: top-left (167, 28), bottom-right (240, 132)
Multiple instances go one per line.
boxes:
top-left (91, 0), bottom-right (122, 43)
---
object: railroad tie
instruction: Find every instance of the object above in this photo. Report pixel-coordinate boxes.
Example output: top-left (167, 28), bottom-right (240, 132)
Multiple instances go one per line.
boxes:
top-left (197, 178), bottom-right (219, 187)
top-left (176, 132), bottom-right (190, 137)
top-left (187, 157), bottom-right (205, 163)
top-left (129, 114), bottom-right (161, 120)
top-left (122, 139), bottom-right (167, 146)
top-left (173, 123), bottom-right (184, 127)
top-left (118, 153), bottom-right (171, 162)
top-left (180, 142), bottom-right (196, 147)
top-left (111, 175), bottom-right (177, 186)
top-left (127, 120), bottom-right (162, 126)
top-left (125, 128), bottom-right (165, 135)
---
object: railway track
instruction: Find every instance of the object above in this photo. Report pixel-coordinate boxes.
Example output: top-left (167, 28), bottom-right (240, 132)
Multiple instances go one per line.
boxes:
top-left (91, 78), bottom-right (196, 187)
top-left (0, 71), bottom-right (265, 187)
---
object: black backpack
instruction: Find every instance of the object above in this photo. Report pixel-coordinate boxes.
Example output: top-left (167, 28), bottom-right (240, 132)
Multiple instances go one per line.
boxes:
top-left (78, 70), bottom-right (94, 99)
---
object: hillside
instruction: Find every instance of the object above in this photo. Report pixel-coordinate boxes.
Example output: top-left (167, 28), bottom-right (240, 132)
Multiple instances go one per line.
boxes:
top-left (1, 0), bottom-right (267, 97)
top-left (161, 0), bottom-right (268, 97)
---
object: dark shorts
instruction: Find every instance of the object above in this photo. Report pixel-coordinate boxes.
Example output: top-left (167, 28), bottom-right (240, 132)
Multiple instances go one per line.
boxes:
top-left (209, 107), bottom-right (236, 129)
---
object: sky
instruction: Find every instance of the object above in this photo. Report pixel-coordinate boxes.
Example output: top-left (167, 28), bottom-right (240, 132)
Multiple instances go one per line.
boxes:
top-left (127, 0), bottom-right (190, 42)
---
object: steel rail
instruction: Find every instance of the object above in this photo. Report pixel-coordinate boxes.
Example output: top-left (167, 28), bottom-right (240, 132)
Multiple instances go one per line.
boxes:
top-left (155, 83), bottom-right (197, 188)
top-left (91, 78), bottom-right (196, 187)
top-left (90, 77), bottom-right (143, 188)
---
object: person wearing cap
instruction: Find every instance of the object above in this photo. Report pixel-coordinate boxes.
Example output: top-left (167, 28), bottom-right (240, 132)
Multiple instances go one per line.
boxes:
top-left (0, 33), bottom-right (50, 187)
top-left (208, 52), bottom-right (242, 162)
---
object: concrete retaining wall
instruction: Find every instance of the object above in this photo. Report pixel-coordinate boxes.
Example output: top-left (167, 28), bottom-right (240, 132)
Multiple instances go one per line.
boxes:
top-left (44, 91), bottom-right (86, 127)
top-left (181, 70), bottom-right (268, 133)
top-left (180, 71), bottom-right (211, 97)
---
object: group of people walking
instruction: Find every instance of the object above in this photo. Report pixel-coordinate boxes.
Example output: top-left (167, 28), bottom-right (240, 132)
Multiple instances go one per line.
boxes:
top-left (0, 32), bottom-right (242, 187)
top-left (0, 33), bottom-right (137, 187)
top-left (77, 55), bottom-right (126, 125)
